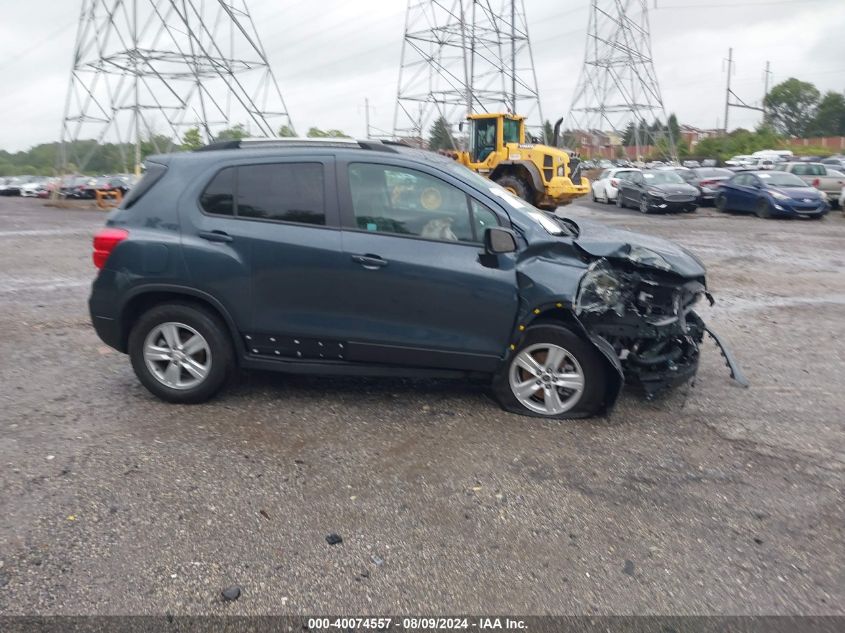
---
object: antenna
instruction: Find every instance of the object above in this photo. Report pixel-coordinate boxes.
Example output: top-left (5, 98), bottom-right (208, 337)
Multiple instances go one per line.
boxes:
top-left (59, 0), bottom-right (295, 174)
top-left (565, 0), bottom-right (675, 161)
top-left (393, 0), bottom-right (543, 145)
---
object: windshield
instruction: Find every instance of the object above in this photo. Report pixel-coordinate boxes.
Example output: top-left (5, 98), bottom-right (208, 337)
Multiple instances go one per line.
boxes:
top-left (643, 171), bottom-right (684, 184)
top-left (502, 118), bottom-right (520, 144)
top-left (757, 172), bottom-right (808, 187)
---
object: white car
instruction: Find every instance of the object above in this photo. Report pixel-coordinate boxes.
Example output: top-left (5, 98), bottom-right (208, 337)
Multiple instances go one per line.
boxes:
top-left (20, 180), bottom-right (45, 197)
top-left (590, 167), bottom-right (641, 204)
top-left (725, 155), bottom-right (755, 167)
top-left (839, 185), bottom-right (844, 210)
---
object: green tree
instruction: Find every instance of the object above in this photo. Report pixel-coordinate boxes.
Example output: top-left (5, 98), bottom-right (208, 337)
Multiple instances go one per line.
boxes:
top-left (181, 127), bottom-right (203, 150)
top-left (764, 78), bottom-right (820, 137)
top-left (277, 124), bottom-right (296, 137)
top-left (622, 121), bottom-right (636, 146)
top-left (809, 91), bottom-right (845, 136)
top-left (542, 120), bottom-right (554, 145)
top-left (216, 124), bottom-right (248, 141)
top-left (306, 127), bottom-right (349, 138)
top-left (667, 113), bottom-right (681, 143)
top-left (427, 116), bottom-right (455, 151)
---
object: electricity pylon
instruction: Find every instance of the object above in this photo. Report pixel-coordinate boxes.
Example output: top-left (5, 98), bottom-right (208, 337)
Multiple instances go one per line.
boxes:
top-left (60, 0), bottom-right (295, 174)
top-left (565, 0), bottom-right (675, 160)
top-left (393, 0), bottom-right (543, 144)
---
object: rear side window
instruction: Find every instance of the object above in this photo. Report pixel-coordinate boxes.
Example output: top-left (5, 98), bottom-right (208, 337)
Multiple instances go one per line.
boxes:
top-left (200, 163), bottom-right (325, 226)
top-left (237, 163), bottom-right (324, 225)
top-left (121, 161), bottom-right (167, 209)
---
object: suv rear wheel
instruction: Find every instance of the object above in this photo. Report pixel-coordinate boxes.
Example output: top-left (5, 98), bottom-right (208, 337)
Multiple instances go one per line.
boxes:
top-left (128, 302), bottom-right (234, 403)
top-left (492, 324), bottom-right (606, 418)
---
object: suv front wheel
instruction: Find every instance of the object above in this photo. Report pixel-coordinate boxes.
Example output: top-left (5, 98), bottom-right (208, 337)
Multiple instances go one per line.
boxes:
top-left (128, 302), bottom-right (234, 403)
top-left (493, 324), bottom-right (607, 418)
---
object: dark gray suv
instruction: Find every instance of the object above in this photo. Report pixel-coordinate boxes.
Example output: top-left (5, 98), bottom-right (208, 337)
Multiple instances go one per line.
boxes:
top-left (89, 138), bottom-right (745, 418)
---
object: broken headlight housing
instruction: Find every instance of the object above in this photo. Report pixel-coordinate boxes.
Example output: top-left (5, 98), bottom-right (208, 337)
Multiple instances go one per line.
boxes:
top-left (575, 260), bottom-right (625, 316)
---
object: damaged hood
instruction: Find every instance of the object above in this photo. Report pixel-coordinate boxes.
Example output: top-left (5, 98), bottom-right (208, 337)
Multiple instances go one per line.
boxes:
top-left (570, 219), bottom-right (706, 279)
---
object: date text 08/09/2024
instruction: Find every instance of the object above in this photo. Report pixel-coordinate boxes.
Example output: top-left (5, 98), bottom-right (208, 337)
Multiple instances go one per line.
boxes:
top-left (307, 618), bottom-right (527, 630)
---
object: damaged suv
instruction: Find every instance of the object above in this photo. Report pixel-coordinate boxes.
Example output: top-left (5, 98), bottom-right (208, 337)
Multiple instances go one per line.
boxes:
top-left (89, 138), bottom-right (746, 418)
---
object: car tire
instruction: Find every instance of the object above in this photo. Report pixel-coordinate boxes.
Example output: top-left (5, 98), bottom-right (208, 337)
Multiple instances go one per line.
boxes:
top-left (639, 196), bottom-right (650, 214)
top-left (128, 302), bottom-right (234, 404)
top-left (715, 194), bottom-right (727, 212)
top-left (495, 175), bottom-right (531, 203)
top-left (755, 199), bottom-right (772, 219)
top-left (492, 324), bottom-right (607, 419)
top-left (616, 192), bottom-right (625, 208)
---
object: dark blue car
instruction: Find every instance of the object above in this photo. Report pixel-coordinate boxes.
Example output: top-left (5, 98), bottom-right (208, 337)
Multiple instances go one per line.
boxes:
top-left (715, 171), bottom-right (829, 219)
top-left (88, 138), bottom-right (745, 419)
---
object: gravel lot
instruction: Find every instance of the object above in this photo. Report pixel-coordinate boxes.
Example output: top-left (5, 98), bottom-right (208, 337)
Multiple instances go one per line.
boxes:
top-left (0, 196), bottom-right (842, 615)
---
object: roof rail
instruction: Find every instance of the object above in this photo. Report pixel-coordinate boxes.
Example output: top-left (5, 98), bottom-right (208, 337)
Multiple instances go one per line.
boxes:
top-left (195, 137), bottom-right (399, 153)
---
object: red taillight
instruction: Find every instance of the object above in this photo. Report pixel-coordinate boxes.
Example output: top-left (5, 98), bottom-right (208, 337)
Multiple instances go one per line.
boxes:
top-left (92, 228), bottom-right (128, 269)
top-left (610, 178), bottom-right (618, 187)
top-left (812, 178), bottom-right (820, 187)
top-left (699, 179), bottom-right (717, 187)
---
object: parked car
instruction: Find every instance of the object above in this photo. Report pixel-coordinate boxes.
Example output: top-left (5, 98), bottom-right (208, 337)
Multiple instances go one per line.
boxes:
top-left (776, 162), bottom-right (845, 206)
top-left (615, 169), bottom-right (699, 213)
top-left (682, 160), bottom-right (701, 168)
top-left (674, 167), bottom-right (734, 205)
top-left (725, 155), bottom-right (755, 167)
top-left (88, 138), bottom-right (744, 418)
top-left (839, 185), bottom-right (845, 210)
top-left (0, 177), bottom-right (24, 196)
top-left (61, 176), bottom-right (96, 198)
top-left (820, 156), bottom-right (845, 171)
top-left (20, 178), bottom-right (48, 197)
top-left (701, 159), bottom-right (718, 167)
top-left (715, 171), bottom-right (829, 219)
top-left (590, 167), bottom-right (640, 203)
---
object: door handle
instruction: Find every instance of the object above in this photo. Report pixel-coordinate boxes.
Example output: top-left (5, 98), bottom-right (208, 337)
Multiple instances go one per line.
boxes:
top-left (351, 254), bottom-right (388, 269)
top-left (198, 230), bottom-right (233, 243)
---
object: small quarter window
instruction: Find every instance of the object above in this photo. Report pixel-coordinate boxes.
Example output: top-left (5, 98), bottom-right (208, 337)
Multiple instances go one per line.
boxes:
top-left (200, 167), bottom-right (235, 216)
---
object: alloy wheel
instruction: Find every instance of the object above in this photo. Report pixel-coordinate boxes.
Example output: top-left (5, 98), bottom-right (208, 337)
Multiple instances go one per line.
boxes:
top-left (143, 322), bottom-right (211, 390)
top-left (508, 343), bottom-right (585, 415)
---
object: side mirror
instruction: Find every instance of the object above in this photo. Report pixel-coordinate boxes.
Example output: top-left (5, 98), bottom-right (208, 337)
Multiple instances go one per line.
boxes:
top-left (484, 227), bottom-right (517, 254)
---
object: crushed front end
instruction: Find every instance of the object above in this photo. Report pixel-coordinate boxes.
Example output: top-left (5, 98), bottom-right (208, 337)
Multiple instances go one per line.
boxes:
top-left (574, 255), bottom-right (733, 398)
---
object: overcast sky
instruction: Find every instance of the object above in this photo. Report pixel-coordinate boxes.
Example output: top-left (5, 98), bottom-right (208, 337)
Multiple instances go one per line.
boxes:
top-left (0, 0), bottom-right (844, 152)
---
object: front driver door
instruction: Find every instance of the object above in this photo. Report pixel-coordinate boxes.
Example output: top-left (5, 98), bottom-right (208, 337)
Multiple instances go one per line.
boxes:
top-left (335, 160), bottom-right (518, 372)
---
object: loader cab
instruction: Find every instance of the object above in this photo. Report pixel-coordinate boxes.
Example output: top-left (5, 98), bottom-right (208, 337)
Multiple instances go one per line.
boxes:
top-left (467, 113), bottom-right (525, 164)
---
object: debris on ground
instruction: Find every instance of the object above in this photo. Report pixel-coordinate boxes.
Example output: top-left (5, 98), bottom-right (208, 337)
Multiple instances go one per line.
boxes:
top-left (326, 533), bottom-right (343, 546)
top-left (221, 585), bottom-right (241, 601)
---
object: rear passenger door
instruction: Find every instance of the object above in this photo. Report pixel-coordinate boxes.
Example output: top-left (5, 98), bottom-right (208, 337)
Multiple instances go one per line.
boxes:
top-left (183, 157), bottom-right (347, 356)
top-left (334, 160), bottom-right (518, 371)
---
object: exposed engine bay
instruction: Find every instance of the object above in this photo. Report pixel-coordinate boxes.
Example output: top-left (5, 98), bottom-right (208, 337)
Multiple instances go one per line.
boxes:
top-left (574, 257), bottom-right (748, 398)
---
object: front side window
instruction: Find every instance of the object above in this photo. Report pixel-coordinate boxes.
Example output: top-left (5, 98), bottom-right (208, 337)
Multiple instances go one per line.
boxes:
top-left (348, 163), bottom-right (497, 243)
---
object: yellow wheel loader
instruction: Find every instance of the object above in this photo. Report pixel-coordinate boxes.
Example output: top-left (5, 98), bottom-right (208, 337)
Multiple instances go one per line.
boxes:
top-left (452, 113), bottom-right (590, 211)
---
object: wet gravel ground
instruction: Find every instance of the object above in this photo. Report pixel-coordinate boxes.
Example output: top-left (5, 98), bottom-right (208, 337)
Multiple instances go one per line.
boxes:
top-left (0, 197), bottom-right (842, 615)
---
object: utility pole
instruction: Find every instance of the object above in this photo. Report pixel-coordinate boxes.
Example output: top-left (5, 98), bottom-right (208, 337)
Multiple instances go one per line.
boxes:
top-left (133, 0), bottom-right (141, 177)
top-left (511, 0), bottom-right (517, 113)
top-left (364, 98), bottom-right (372, 139)
top-left (762, 60), bottom-right (772, 122)
top-left (724, 47), bottom-right (733, 134)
